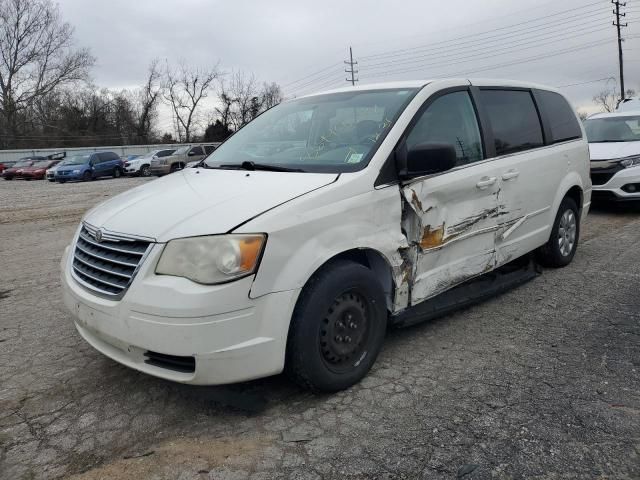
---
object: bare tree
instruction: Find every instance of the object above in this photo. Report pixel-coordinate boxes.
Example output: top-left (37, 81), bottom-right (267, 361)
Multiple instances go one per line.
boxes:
top-left (0, 0), bottom-right (94, 146)
top-left (261, 82), bottom-right (283, 111)
top-left (593, 87), bottom-right (619, 113)
top-left (163, 60), bottom-right (219, 142)
top-left (134, 59), bottom-right (162, 142)
top-left (228, 71), bottom-right (261, 130)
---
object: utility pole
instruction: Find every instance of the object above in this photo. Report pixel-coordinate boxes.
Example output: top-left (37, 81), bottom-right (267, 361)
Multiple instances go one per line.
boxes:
top-left (612, 0), bottom-right (628, 101)
top-left (344, 47), bottom-right (359, 86)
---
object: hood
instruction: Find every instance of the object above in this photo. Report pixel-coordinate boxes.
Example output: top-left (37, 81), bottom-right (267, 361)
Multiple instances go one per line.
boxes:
top-left (57, 164), bottom-right (87, 171)
top-left (84, 168), bottom-right (338, 242)
top-left (589, 141), bottom-right (640, 161)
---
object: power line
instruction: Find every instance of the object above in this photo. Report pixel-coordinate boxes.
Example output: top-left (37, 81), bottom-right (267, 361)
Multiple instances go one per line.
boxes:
top-left (363, 37), bottom-right (616, 81)
top-left (556, 77), bottom-right (616, 88)
top-left (360, 22), bottom-right (613, 75)
top-left (281, 62), bottom-right (342, 88)
top-left (360, 0), bottom-right (607, 61)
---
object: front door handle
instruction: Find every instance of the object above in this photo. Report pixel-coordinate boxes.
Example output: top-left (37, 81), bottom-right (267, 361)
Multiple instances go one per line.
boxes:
top-left (476, 176), bottom-right (497, 190)
top-left (502, 169), bottom-right (520, 181)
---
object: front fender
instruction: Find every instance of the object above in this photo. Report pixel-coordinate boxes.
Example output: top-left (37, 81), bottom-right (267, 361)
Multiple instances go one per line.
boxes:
top-left (245, 186), bottom-right (409, 308)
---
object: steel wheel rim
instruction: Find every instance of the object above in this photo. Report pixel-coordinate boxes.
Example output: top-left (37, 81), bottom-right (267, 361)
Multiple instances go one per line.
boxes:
top-left (558, 209), bottom-right (576, 257)
top-left (319, 291), bottom-right (370, 373)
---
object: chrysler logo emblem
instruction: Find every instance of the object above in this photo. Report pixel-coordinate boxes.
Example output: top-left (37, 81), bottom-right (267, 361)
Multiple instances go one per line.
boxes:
top-left (94, 229), bottom-right (103, 243)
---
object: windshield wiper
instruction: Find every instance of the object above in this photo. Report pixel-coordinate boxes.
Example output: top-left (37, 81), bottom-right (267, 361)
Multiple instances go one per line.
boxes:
top-left (219, 161), bottom-right (305, 172)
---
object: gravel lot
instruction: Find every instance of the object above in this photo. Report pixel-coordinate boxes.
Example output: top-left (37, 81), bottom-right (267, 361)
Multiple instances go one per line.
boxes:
top-left (1, 177), bottom-right (639, 480)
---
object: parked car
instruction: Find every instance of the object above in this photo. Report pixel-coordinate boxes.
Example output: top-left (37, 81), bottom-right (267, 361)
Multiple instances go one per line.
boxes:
top-left (0, 161), bottom-right (17, 174)
top-left (149, 144), bottom-right (216, 176)
top-left (19, 159), bottom-right (62, 180)
top-left (2, 157), bottom-right (45, 180)
top-left (54, 152), bottom-right (123, 183)
top-left (585, 110), bottom-right (640, 202)
top-left (617, 97), bottom-right (640, 112)
top-left (124, 149), bottom-right (175, 176)
top-left (62, 79), bottom-right (590, 392)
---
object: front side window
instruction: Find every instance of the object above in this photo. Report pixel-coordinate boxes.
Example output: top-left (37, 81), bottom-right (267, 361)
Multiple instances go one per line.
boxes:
top-left (204, 89), bottom-right (418, 173)
top-left (158, 149), bottom-right (175, 157)
top-left (406, 91), bottom-right (484, 166)
top-left (535, 90), bottom-right (582, 143)
top-left (585, 116), bottom-right (640, 143)
top-left (480, 89), bottom-right (544, 156)
top-left (66, 155), bottom-right (91, 165)
top-left (190, 146), bottom-right (204, 155)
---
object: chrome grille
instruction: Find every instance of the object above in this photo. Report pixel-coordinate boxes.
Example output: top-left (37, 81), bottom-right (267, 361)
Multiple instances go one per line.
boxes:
top-left (72, 224), bottom-right (151, 297)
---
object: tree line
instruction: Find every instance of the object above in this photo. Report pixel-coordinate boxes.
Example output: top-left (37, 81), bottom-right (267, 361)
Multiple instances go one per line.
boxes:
top-left (0, 0), bottom-right (283, 149)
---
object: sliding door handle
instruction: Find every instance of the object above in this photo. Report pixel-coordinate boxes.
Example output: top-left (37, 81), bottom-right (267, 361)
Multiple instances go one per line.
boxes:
top-left (502, 170), bottom-right (520, 181)
top-left (476, 176), bottom-right (497, 189)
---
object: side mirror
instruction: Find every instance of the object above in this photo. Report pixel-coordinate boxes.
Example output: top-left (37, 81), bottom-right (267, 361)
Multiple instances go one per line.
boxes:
top-left (400, 142), bottom-right (457, 180)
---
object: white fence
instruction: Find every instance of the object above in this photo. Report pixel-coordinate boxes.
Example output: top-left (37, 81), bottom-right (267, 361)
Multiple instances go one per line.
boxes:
top-left (0, 143), bottom-right (221, 163)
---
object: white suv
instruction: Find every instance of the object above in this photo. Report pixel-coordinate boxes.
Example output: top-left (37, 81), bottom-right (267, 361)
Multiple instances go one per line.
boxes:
top-left (61, 79), bottom-right (590, 392)
top-left (124, 149), bottom-right (176, 177)
top-left (585, 111), bottom-right (640, 202)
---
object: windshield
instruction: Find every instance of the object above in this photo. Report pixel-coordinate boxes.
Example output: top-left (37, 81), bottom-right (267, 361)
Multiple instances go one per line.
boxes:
top-left (585, 116), bottom-right (640, 143)
top-left (204, 88), bottom-right (418, 173)
top-left (13, 160), bottom-right (33, 167)
top-left (65, 155), bottom-right (91, 165)
top-left (32, 161), bottom-right (52, 168)
top-left (173, 146), bottom-right (190, 155)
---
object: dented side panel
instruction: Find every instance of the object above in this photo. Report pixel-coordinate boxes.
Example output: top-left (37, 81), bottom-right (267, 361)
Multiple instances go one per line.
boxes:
top-left (400, 164), bottom-right (504, 306)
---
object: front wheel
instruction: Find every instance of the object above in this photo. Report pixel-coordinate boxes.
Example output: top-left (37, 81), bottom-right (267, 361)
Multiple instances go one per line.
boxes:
top-left (139, 165), bottom-right (151, 177)
top-left (537, 197), bottom-right (580, 267)
top-left (82, 171), bottom-right (92, 182)
top-left (285, 260), bottom-right (388, 392)
top-left (113, 167), bottom-right (122, 178)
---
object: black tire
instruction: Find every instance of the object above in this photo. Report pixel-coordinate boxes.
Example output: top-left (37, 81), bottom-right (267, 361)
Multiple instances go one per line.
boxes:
top-left (58, 180), bottom-right (66, 184)
top-left (4, 176), bottom-right (12, 180)
top-left (139, 165), bottom-right (151, 177)
top-left (285, 260), bottom-right (388, 392)
top-left (113, 167), bottom-right (122, 178)
top-left (537, 197), bottom-right (580, 267)
top-left (82, 171), bottom-right (92, 182)
top-left (170, 163), bottom-right (184, 173)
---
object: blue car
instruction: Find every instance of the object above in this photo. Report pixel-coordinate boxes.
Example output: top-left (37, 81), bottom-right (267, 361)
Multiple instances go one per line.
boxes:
top-left (55, 152), bottom-right (123, 183)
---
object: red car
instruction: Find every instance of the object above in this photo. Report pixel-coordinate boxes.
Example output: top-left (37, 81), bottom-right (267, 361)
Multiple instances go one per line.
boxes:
top-left (2, 157), bottom-right (44, 180)
top-left (19, 159), bottom-right (61, 180)
top-left (0, 161), bottom-right (17, 174)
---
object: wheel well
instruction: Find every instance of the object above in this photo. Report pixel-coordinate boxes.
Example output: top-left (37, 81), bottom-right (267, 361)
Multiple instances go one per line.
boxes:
top-left (309, 248), bottom-right (395, 312)
top-left (565, 186), bottom-right (583, 213)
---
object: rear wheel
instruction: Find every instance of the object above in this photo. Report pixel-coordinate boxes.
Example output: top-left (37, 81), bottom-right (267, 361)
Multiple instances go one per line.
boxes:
top-left (170, 163), bottom-right (184, 173)
top-left (139, 165), bottom-right (151, 177)
top-left (537, 197), bottom-right (580, 267)
top-left (285, 260), bottom-right (388, 392)
top-left (4, 176), bottom-right (12, 180)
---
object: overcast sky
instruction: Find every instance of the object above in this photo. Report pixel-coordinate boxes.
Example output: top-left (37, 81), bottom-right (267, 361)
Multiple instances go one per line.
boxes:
top-left (58, 0), bottom-right (639, 134)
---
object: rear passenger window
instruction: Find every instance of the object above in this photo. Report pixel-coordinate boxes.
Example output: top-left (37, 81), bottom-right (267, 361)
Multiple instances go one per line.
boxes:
top-left (158, 150), bottom-right (173, 157)
top-left (535, 90), bottom-right (582, 143)
top-left (190, 146), bottom-right (204, 155)
top-left (406, 91), bottom-right (484, 166)
top-left (479, 90), bottom-right (544, 156)
top-left (204, 145), bottom-right (216, 154)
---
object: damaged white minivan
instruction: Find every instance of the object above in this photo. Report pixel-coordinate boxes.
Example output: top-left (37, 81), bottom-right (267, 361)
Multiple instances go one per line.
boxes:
top-left (62, 79), bottom-right (591, 392)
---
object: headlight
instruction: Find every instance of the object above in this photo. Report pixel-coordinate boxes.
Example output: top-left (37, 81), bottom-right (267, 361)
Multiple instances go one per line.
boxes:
top-left (620, 155), bottom-right (640, 168)
top-left (156, 234), bottom-right (266, 284)
top-left (72, 169), bottom-right (80, 173)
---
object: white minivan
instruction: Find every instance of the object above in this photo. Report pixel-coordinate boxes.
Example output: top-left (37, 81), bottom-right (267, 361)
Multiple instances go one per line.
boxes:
top-left (61, 79), bottom-right (591, 392)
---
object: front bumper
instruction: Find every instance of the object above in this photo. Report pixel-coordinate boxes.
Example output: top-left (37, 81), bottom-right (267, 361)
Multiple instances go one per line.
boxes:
top-left (591, 166), bottom-right (640, 201)
top-left (55, 172), bottom-right (83, 181)
top-left (61, 243), bottom-right (299, 385)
